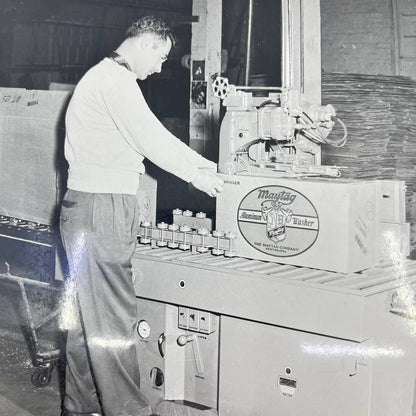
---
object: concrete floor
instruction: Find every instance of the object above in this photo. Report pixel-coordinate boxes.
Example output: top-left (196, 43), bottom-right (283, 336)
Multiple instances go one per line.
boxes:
top-left (0, 282), bottom-right (64, 416)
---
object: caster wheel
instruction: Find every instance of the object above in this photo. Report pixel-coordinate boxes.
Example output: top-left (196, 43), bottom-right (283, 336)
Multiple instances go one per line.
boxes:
top-left (31, 367), bottom-right (52, 387)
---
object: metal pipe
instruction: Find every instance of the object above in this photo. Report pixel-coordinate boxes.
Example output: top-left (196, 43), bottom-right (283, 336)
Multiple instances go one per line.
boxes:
top-left (244, 0), bottom-right (254, 85)
top-left (0, 273), bottom-right (59, 290)
top-left (235, 86), bottom-right (283, 91)
top-left (73, 0), bottom-right (188, 13)
top-left (10, 64), bottom-right (86, 72)
top-left (17, 280), bottom-right (40, 351)
top-left (0, 233), bottom-right (52, 247)
top-left (16, 18), bottom-right (124, 32)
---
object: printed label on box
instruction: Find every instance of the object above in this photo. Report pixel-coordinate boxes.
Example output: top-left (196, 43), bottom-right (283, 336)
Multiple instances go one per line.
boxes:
top-left (237, 185), bottom-right (319, 257)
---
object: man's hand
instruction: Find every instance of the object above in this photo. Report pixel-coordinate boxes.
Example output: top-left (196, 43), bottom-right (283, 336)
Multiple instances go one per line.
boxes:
top-left (191, 168), bottom-right (224, 197)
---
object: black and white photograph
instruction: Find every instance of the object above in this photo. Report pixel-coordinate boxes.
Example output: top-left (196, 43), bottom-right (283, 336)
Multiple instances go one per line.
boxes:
top-left (0, 0), bottom-right (416, 415)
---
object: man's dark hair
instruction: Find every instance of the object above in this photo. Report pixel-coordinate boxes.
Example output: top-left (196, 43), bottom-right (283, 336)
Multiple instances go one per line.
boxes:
top-left (125, 16), bottom-right (175, 46)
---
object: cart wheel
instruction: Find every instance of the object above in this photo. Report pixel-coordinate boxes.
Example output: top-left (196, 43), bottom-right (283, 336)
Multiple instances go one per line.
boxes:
top-left (31, 367), bottom-right (52, 387)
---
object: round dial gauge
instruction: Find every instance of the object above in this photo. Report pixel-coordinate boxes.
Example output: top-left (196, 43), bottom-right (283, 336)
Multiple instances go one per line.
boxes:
top-left (137, 320), bottom-right (151, 339)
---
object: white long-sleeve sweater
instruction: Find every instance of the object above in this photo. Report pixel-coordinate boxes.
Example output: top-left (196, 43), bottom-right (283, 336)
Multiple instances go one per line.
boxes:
top-left (65, 58), bottom-right (215, 195)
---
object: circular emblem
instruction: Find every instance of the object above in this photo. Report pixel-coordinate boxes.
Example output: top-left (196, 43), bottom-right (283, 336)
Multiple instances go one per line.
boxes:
top-left (237, 185), bottom-right (319, 257)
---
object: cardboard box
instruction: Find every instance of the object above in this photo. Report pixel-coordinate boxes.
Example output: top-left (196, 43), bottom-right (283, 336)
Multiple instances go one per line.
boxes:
top-left (0, 88), bottom-right (71, 225)
top-left (216, 174), bottom-right (379, 273)
top-left (376, 180), bottom-right (406, 223)
top-left (136, 173), bottom-right (157, 225)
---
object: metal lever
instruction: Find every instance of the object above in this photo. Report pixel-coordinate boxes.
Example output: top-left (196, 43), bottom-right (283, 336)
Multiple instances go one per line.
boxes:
top-left (177, 334), bottom-right (204, 375)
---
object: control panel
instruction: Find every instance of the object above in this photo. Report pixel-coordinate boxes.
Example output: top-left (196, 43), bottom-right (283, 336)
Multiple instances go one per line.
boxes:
top-left (135, 299), bottom-right (219, 411)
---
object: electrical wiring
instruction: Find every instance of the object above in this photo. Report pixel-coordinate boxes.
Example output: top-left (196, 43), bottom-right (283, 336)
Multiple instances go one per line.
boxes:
top-left (329, 116), bottom-right (348, 147)
top-left (299, 112), bottom-right (348, 148)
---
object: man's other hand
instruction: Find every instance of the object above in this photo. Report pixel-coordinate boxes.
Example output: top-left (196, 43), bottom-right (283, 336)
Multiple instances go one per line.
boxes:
top-left (191, 168), bottom-right (224, 197)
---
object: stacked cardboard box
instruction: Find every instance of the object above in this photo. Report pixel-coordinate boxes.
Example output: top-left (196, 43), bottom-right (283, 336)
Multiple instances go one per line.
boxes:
top-left (322, 73), bottom-right (416, 255)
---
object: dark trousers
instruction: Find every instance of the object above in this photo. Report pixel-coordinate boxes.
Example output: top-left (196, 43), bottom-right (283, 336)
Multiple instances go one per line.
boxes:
top-left (59, 190), bottom-right (152, 416)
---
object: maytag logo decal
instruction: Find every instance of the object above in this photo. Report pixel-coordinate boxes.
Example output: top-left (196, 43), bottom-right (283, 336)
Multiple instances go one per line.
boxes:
top-left (237, 185), bottom-right (319, 257)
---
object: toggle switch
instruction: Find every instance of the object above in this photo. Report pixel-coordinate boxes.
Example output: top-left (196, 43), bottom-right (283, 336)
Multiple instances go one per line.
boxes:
top-left (188, 309), bottom-right (199, 330)
top-left (178, 307), bottom-right (189, 329)
top-left (198, 311), bottom-right (212, 334)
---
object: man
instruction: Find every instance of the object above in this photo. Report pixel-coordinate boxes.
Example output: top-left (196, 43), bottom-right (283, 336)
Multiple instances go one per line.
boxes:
top-left (59, 16), bottom-right (223, 416)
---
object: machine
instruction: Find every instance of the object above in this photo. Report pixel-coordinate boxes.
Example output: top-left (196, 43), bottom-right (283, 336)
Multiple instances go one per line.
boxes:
top-left (212, 77), bottom-right (344, 178)
top-left (0, 0), bottom-right (414, 413)
top-left (132, 0), bottom-right (416, 415)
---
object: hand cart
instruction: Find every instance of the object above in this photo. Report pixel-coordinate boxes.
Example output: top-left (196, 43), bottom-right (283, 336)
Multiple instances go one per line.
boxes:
top-left (0, 262), bottom-right (62, 387)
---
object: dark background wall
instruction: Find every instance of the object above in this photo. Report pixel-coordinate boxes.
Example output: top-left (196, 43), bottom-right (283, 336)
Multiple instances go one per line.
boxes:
top-left (0, 0), bottom-right (192, 90)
